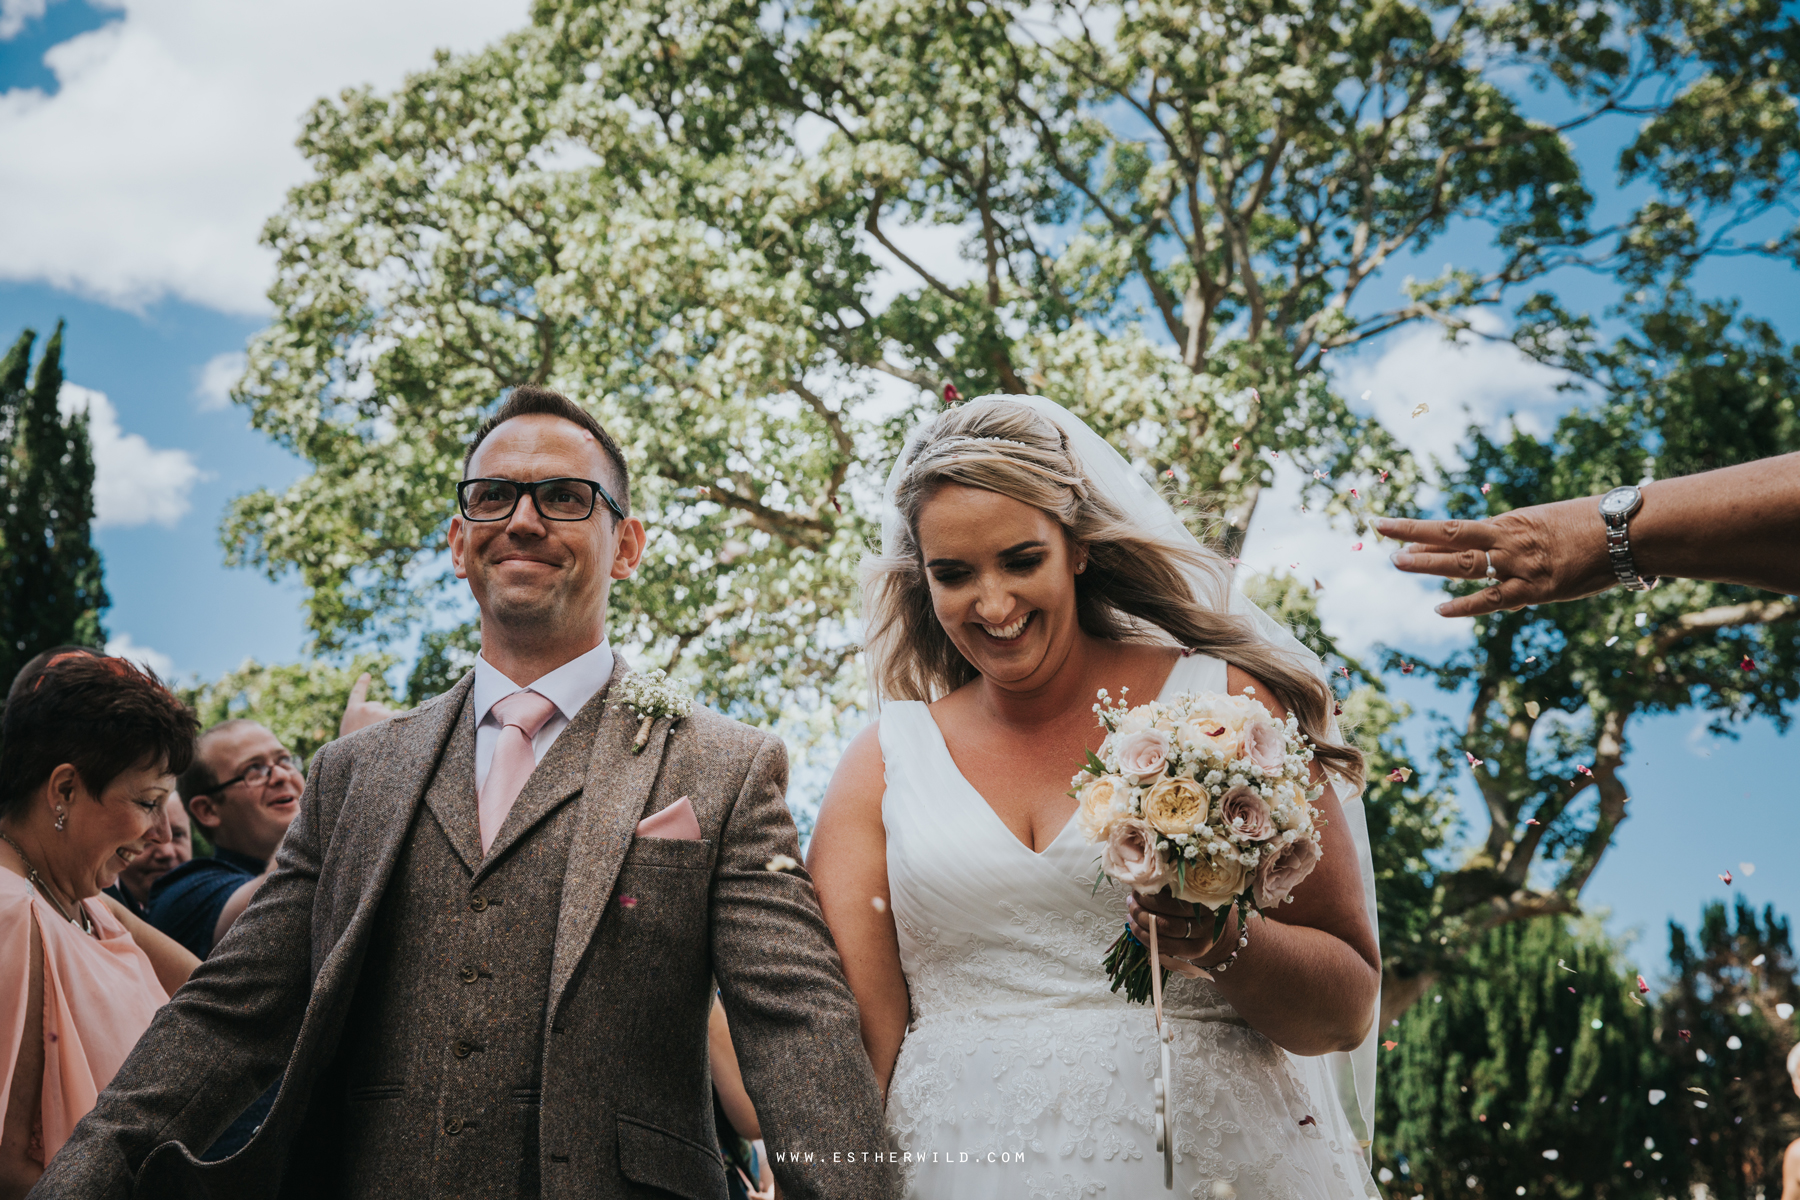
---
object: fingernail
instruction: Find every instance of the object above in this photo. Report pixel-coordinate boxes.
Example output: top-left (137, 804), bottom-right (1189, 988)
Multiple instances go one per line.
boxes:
top-left (1434, 603), bottom-right (1450, 615)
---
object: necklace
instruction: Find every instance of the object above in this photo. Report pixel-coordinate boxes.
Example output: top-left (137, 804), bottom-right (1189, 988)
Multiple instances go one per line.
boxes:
top-left (0, 828), bottom-right (94, 936)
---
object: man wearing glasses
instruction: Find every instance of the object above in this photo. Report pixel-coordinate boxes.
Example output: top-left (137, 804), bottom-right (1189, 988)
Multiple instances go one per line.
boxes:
top-left (37, 385), bottom-right (895, 1200)
top-left (148, 721), bottom-right (303, 959)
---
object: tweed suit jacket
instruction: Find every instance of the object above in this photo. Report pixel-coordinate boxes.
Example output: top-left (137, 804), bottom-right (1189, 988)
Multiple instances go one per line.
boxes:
top-left (30, 657), bottom-right (897, 1200)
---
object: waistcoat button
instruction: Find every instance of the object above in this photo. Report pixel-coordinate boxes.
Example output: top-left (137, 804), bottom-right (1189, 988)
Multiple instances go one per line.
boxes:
top-left (454, 1040), bottom-right (473, 1058)
top-left (444, 1117), bottom-right (464, 1136)
top-left (460, 965), bottom-right (479, 984)
top-left (469, 895), bottom-right (488, 912)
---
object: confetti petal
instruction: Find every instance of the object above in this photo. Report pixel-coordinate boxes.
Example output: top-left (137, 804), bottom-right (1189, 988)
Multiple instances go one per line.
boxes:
top-left (1604, 635), bottom-right (1620, 647)
top-left (1688, 1087), bottom-right (1709, 1095)
top-left (1351, 542), bottom-right (1363, 551)
top-left (1524, 655), bottom-right (1537, 663)
top-left (1297, 1115), bottom-right (1317, 1127)
top-left (1385, 767), bottom-right (1413, 783)
top-left (1678, 1029), bottom-right (1691, 1041)
top-left (1777, 1003), bottom-right (1795, 1020)
top-left (1361, 390), bottom-right (1372, 401)
top-left (620, 896), bottom-right (638, 908)
top-left (1401, 662), bottom-right (1415, 674)
top-left (1350, 487), bottom-right (1360, 499)
top-left (1378, 469), bottom-right (1390, 483)
top-left (1465, 751), bottom-right (1484, 768)
top-left (1480, 483), bottom-right (1491, 495)
top-left (1525, 818), bottom-right (1541, 826)
top-left (1648, 1089), bottom-right (1666, 1105)
top-left (1382, 1040), bottom-right (1398, 1051)
top-left (1752, 953), bottom-right (1766, 966)
top-left (1720, 870), bottom-right (1733, 884)
top-left (1525, 701), bottom-right (1540, 718)
top-left (1412, 403), bottom-right (1429, 418)
top-left (1575, 765), bottom-right (1593, 777)
top-left (1232, 437), bottom-right (1242, 451)
top-left (1557, 959), bottom-right (1576, 973)
top-left (1740, 655), bottom-right (1757, 671)
top-left (1542, 1149), bottom-right (1559, 1161)
top-left (765, 854), bottom-right (800, 872)
top-left (1637, 975), bottom-right (1650, 994)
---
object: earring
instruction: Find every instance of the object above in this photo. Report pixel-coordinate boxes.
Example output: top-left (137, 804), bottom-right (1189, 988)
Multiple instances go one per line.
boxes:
top-left (54, 804), bottom-right (67, 832)
top-left (1076, 560), bottom-right (1087, 574)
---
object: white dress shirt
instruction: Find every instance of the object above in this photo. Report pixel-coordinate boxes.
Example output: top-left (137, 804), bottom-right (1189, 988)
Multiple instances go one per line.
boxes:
top-left (472, 641), bottom-right (614, 791)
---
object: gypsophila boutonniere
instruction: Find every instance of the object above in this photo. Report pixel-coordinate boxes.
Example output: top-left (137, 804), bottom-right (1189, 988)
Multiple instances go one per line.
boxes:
top-left (616, 669), bottom-right (695, 753)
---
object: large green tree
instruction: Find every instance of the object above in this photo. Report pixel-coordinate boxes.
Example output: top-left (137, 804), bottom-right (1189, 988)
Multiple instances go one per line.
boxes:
top-left (224, 0), bottom-right (1789, 726)
top-left (0, 323), bottom-right (107, 687)
top-left (1384, 300), bottom-right (1800, 1015)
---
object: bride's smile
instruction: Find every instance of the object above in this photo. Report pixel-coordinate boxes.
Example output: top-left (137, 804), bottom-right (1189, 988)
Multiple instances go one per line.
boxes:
top-left (915, 483), bottom-right (1082, 687)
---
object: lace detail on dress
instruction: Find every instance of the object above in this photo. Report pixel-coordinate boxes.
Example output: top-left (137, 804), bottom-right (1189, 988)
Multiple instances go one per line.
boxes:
top-left (879, 653), bottom-right (1377, 1199)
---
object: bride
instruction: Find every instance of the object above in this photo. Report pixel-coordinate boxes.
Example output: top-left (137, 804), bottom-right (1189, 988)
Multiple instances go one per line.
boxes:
top-left (808, 395), bottom-right (1382, 1199)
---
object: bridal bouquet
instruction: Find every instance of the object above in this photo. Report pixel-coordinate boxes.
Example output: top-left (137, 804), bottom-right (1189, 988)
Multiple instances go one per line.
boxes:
top-left (1075, 687), bottom-right (1326, 1003)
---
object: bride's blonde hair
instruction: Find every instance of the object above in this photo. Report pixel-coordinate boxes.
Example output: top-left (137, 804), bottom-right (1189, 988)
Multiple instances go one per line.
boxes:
top-left (863, 398), bottom-right (1364, 783)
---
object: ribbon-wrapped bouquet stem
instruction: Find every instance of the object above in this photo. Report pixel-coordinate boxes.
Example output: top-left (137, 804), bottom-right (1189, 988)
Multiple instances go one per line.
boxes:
top-left (1075, 685), bottom-right (1327, 1003)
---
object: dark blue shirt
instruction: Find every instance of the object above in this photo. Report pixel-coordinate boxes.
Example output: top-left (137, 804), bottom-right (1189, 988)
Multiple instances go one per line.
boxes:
top-left (145, 845), bottom-right (265, 960)
top-left (102, 882), bottom-right (149, 921)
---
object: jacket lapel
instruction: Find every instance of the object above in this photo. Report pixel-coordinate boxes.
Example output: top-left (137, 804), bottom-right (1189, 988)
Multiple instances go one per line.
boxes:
top-left (547, 654), bottom-right (675, 1020)
top-left (341, 673), bottom-right (476, 922)
top-left (421, 698), bottom-right (482, 874)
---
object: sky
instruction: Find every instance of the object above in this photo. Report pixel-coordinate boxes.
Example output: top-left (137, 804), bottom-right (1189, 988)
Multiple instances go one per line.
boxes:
top-left (0, 0), bottom-right (1793, 979)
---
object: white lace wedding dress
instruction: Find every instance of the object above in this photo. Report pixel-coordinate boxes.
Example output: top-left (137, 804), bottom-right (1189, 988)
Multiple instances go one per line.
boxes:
top-left (880, 652), bottom-right (1378, 1200)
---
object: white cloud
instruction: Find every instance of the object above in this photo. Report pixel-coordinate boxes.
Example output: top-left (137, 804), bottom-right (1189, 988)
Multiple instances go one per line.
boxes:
top-left (0, 0), bottom-right (531, 312)
top-left (58, 382), bottom-right (204, 526)
top-left (193, 349), bottom-right (243, 410)
top-left (1238, 313), bottom-right (1582, 657)
top-left (104, 631), bottom-right (175, 679)
top-left (0, 0), bottom-right (56, 40)
top-left (1330, 309), bottom-right (1581, 467)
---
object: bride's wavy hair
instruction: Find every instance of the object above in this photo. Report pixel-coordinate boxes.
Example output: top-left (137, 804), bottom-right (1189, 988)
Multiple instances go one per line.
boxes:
top-left (864, 398), bottom-right (1364, 784)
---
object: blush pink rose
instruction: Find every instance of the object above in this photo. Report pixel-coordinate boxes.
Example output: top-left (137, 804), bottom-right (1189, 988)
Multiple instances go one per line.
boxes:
top-left (1218, 785), bottom-right (1275, 842)
top-left (1244, 720), bottom-right (1286, 772)
top-left (1115, 729), bottom-right (1171, 779)
top-left (1254, 834), bottom-right (1322, 908)
top-left (1102, 818), bottom-right (1174, 894)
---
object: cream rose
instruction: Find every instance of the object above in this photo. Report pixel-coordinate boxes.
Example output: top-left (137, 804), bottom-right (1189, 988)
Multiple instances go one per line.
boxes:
top-left (1143, 775), bottom-right (1209, 837)
top-left (1115, 729), bottom-right (1171, 780)
top-left (1244, 720), bottom-right (1287, 773)
top-left (1172, 853), bottom-right (1250, 909)
top-left (1254, 834), bottom-right (1322, 907)
top-left (1102, 818), bottom-right (1174, 893)
top-left (1075, 775), bottom-right (1128, 842)
top-left (1217, 785), bottom-right (1275, 842)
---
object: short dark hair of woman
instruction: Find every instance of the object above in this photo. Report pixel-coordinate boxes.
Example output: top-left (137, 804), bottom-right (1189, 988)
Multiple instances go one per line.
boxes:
top-left (6, 643), bottom-right (103, 704)
top-left (462, 385), bottom-right (632, 517)
top-left (0, 653), bottom-right (199, 821)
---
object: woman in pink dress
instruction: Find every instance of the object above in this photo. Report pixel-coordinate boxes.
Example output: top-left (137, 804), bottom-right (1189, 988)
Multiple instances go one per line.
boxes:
top-left (0, 652), bottom-right (201, 1197)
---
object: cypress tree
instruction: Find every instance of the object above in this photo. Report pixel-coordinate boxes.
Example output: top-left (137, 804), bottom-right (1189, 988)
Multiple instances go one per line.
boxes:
top-left (1375, 918), bottom-right (1689, 1198)
top-left (0, 322), bottom-right (108, 687)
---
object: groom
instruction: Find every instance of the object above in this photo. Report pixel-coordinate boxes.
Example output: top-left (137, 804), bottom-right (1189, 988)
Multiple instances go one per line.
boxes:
top-left (33, 387), bottom-right (896, 1200)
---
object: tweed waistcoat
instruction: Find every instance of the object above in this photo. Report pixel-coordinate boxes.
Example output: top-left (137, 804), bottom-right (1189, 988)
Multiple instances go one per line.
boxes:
top-left (328, 687), bottom-right (602, 1199)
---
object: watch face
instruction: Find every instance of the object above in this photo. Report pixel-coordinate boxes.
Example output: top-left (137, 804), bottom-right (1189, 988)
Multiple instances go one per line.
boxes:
top-left (1600, 486), bottom-right (1639, 515)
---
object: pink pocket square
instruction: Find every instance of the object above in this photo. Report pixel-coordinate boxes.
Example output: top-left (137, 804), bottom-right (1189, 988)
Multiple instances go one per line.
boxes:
top-left (635, 795), bottom-right (701, 841)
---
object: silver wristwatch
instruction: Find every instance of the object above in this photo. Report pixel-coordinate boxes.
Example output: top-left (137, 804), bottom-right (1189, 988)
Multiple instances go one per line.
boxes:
top-left (1598, 485), bottom-right (1658, 592)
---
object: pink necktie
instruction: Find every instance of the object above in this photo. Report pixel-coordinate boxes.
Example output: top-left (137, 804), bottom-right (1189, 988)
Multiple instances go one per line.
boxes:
top-left (479, 690), bottom-right (559, 853)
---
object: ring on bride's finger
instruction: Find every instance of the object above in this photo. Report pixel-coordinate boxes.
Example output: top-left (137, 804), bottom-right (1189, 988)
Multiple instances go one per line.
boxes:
top-left (1482, 551), bottom-right (1502, 586)
top-left (1183, 919), bottom-right (1194, 939)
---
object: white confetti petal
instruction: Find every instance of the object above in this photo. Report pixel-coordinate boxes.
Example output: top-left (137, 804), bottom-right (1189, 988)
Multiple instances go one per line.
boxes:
top-left (1648, 1089), bottom-right (1666, 1105)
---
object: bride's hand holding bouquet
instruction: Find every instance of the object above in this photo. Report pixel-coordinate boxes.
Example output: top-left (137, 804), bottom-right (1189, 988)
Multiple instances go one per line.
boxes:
top-left (1075, 685), bottom-right (1327, 1003)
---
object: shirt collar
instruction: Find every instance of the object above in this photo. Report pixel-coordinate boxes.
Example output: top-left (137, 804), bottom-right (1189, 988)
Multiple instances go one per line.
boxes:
top-left (473, 641), bottom-right (614, 729)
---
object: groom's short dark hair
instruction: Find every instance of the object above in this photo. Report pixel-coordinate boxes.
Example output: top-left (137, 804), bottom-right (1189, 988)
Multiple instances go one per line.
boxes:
top-left (464, 386), bottom-right (631, 516)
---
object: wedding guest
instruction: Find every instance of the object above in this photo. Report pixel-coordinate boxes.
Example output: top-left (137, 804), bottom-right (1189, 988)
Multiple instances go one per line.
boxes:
top-left (1377, 451), bottom-right (1800, 617)
top-left (710, 997), bottom-right (774, 1200)
top-left (0, 654), bottom-right (199, 1198)
top-left (5, 646), bottom-right (100, 703)
top-left (103, 793), bottom-right (190, 919)
top-left (149, 720), bottom-right (299, 959)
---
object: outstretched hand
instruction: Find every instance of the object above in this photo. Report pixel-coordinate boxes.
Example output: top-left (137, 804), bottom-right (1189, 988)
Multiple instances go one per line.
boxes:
top-left (339, 672), bottom-right (397, 738)
top-left (1375, 496), bottom-right (1616, 618)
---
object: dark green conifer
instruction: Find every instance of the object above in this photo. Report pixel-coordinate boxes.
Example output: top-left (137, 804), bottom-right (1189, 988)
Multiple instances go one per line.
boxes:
top-left (0, 322), bottom-right (109, 686)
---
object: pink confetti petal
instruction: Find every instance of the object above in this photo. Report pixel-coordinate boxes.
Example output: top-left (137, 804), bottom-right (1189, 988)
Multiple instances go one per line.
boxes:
top-left (1400, 662), bottom-right (1415, 674)
top-left (1740, 655), bottom-right (1757, 671)
top-left (1576, 765), bottom-right (1593, 777)
top-left (1719, 870), bottom-right (1733, 884)
top-left (1465, 751), bottom-right (1484, 767)
top-left (1350, 487), bottom-right (1360, 499)
top-left (1480, 483), bottom-right (1491, 494)
top-left (1378, 469), bottom-right (1389, 483)
top-left (1382, 1040), bottom-right (1398, 1051)
top-left (1351, 542), bottom-right (1363, 551)
top-left (1637, 975), bottom-right (1650, 994)
top-left (619, 896), bottom-right (638, 908)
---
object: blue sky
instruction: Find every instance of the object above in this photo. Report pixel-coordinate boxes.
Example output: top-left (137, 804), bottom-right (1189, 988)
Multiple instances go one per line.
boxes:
top-left (0, 0), bottom-right (1793, 979)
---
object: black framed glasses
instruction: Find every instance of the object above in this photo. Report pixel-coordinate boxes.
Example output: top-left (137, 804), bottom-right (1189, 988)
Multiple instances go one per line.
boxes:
top-left (215, 753), bottom-right (302, 792)
top-left (456, 477), bottom-right (626, 524)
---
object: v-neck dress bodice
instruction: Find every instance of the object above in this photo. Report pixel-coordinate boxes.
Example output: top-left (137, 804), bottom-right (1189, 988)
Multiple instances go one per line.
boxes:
top-left (878, 652), bottom-right (1376, 1199)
